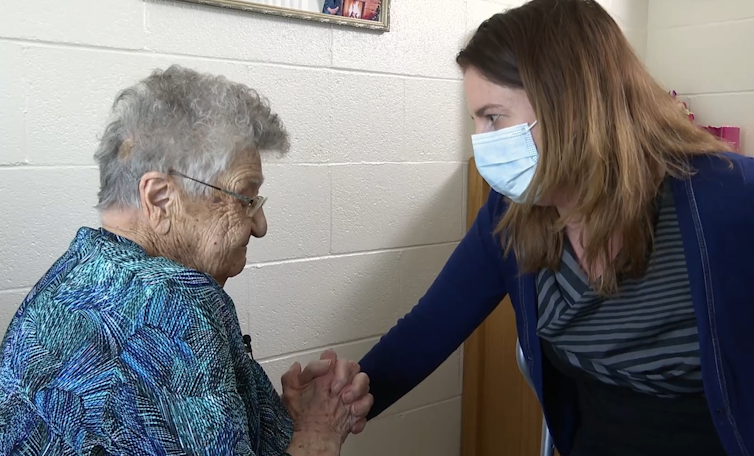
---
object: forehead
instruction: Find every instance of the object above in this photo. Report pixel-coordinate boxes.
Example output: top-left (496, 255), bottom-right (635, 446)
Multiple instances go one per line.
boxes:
top-left (223, 152), bottom-right (264, 186)
top-left (463, 67), bottom-right (528, 112)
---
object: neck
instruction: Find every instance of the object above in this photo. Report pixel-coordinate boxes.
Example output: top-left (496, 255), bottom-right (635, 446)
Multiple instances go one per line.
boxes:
top-left (555, 203), bottom-right (623, 280)
top-left (100, 208), bottom-right (162, 259)
top-left (554, 196), bottom-right (582, 234)
top-left (100, 208), bottom-right (228, 287)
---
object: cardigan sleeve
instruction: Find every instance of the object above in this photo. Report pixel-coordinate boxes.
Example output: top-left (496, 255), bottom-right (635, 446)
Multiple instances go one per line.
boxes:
top-left (359, 191), bottom-right (510, 418)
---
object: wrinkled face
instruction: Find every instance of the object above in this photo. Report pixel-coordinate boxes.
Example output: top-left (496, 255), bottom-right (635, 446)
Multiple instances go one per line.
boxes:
top-left (171, 152), bottom-right (266, 284)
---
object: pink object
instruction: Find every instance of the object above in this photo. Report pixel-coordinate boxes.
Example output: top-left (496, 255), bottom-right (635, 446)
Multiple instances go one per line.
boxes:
top-left (700, 126), bottom-right (741, 153)
top-left (669, 90), bottom-right (742, 152)
top-left (669, 90), bottom-right (695, 123)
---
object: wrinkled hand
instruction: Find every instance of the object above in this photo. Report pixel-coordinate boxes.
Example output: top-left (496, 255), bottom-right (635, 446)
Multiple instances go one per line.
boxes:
top-left (283, 350), bottom-right (373, 438)
top-left (318, 350), bottom-right (373, 435)
top-left (282, 357), bottom-right (351, 443)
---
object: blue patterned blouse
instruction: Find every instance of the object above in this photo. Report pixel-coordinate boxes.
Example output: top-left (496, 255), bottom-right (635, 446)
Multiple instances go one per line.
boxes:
top-left (0, 227), bottom-right (294, 455)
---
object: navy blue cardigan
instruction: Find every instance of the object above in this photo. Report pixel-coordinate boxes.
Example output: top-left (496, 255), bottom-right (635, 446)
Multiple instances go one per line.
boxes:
top-left (360, 152), bottom-right (754, 456)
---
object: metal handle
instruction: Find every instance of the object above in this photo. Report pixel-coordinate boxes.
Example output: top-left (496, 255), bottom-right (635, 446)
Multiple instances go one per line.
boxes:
top-left (515, 338), bottom-right (555, 456)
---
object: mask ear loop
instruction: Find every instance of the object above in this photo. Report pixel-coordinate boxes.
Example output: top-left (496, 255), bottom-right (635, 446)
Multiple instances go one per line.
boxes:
top-left (525, 120), bottom-right (538, 132)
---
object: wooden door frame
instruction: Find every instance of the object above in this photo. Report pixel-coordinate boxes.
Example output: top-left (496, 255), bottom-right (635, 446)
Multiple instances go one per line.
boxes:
top-left (461, 157), bottom-right (492, 456)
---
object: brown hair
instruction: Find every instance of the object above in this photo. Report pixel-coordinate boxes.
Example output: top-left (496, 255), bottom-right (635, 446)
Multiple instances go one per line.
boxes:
top-left (457, 0), bottom-right (730, 295)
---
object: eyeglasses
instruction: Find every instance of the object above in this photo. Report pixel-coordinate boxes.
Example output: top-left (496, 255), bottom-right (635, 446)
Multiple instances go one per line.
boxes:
top-left (168, 169), bottom-right (267, 218)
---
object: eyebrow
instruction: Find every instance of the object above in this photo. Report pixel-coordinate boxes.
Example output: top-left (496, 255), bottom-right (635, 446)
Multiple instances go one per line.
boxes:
top-left (474, 103), bottom-right (507, 117)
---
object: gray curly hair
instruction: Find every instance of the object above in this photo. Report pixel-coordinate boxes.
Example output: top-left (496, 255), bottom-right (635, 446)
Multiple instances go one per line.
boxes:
top-left (94, 64), bottom-right (290, 210)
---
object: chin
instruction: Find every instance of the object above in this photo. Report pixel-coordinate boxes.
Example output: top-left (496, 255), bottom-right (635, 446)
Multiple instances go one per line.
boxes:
top-left (229, 253), bottom-right (247, 277)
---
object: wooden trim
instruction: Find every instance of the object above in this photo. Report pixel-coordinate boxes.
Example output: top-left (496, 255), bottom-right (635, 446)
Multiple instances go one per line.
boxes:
top-left (461, 157), bottom-right (492, 456)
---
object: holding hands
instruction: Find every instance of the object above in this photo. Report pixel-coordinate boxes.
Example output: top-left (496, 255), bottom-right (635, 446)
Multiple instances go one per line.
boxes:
top-left (282, 350), bottom-right (373, 455)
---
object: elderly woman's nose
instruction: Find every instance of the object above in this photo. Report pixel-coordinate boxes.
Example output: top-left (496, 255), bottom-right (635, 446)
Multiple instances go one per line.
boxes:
top-left (251, 208), bottom-right (267, 238)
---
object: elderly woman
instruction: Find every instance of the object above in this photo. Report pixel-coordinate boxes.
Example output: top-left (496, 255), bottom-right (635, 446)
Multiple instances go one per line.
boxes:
top-left (356, 1), bottom-right (754, 455)
top-left (0, 65), bottom-right (372, 455)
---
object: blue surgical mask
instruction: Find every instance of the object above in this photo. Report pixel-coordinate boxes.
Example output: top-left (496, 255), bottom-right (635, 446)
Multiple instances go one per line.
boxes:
top-left (471, 120), bottom-right (539, 203)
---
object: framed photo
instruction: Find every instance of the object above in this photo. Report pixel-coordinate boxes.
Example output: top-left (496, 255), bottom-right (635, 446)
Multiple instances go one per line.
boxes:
top-left (178, 0), bottom-right (390, 31)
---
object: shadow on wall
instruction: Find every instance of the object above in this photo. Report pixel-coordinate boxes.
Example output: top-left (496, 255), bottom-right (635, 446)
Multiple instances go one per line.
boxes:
top-left (225, 166), bottom-right (464, 363)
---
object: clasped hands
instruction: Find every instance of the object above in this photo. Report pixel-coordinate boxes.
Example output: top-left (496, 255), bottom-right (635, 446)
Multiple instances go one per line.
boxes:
top-left (281, 350), bottom-right (373, 452)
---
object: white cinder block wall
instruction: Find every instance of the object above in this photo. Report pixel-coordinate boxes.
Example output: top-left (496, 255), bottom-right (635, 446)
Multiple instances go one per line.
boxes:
top-left (0, 0), bottom-right (643, 454)
top-left (646, 1), bottom-right (754, 156)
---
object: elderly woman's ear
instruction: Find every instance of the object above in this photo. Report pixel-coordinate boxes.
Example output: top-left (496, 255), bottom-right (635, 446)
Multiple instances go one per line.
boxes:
top-left (138, 171), bottom-right (175, 235)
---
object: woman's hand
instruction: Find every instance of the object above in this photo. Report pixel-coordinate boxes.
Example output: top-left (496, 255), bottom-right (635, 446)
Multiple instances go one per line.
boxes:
top-left (318, 350), bottom-right (373, 435)
top-left (281, 350), bottom-right (374, 456)
top-left (282, 357), bottom-right (351, 441)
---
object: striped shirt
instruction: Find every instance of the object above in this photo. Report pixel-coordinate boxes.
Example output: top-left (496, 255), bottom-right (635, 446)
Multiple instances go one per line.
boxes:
top-left (536, 180), bottom-right (703, 396)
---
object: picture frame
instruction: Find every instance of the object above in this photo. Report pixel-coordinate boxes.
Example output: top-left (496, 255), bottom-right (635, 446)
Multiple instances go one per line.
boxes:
top-left (177, 0), bottom-right (390, 32)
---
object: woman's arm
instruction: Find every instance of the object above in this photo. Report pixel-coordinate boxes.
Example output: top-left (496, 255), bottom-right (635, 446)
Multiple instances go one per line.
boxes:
top-left (359, 191), bottom-right (510, 418)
